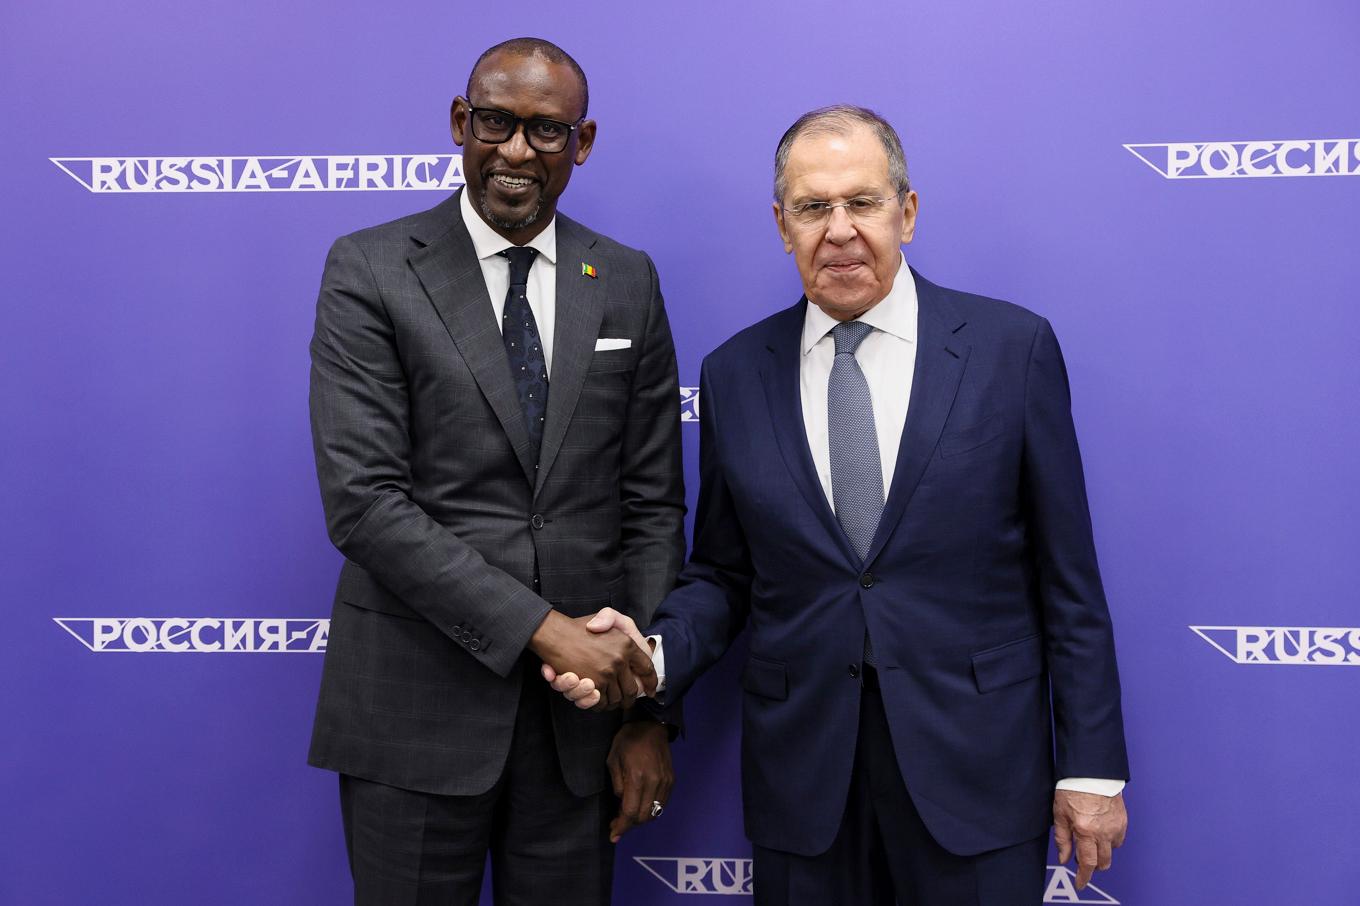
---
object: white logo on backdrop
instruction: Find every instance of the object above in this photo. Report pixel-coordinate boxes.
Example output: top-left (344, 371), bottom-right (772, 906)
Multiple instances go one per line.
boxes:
top-left (634, 859), bottom-right (1118, 901)
top-left (1124, 138), bottom-right (1360, 179)
top-left (54, 617), bottom-right (329, 652)
top-left (680, 386), bottom-right (701, 423)
top-left (49, 155), bottom-right (465, 193)
top-left (1043, 867), bottom-right (1120, 903)
top-left (635, 858), bottom-right (753, 895)
top-left (1190, 626), bottom-right (1360, 665)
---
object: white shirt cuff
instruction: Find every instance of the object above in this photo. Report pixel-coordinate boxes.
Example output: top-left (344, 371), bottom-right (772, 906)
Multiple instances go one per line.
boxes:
top-left (647, 634), bottom-right (666, 694)
top-left (1056, 777), bottom-right (1125, 797)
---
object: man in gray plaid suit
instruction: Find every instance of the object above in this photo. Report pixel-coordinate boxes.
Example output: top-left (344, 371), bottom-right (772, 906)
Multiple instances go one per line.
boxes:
top-left (306, 37), bottom-right (685, 905)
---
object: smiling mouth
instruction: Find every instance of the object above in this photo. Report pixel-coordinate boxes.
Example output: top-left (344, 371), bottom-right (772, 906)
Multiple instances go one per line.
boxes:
top-left (489, 173), bottom-right (536, 191)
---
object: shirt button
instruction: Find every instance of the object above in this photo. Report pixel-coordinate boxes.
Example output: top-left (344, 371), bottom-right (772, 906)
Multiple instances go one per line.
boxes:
top-left (531, 514), bottom-right (545, 530)
top-left (860, 573), bottom-right (875, 589)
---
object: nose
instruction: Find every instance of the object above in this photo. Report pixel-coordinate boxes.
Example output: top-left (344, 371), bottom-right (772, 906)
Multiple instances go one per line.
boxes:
top-left (498, 124), bottom-right (536, 166)
top-left (824, 204), bottom-right (857, 244)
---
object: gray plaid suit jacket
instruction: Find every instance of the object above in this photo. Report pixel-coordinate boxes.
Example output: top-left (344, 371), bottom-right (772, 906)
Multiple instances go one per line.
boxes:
top-left (306, 190), bottom-right (686, 797)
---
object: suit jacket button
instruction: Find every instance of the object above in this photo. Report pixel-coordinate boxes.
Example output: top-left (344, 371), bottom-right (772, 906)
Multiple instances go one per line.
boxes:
top-left (469, 639), bottom-right (481, 651)
top-left (848, 664), bottom-right (860, 679)
top-left (531, 514), bottom-right (545, 530)
top-left (860, 573), bottom-right (874, 589)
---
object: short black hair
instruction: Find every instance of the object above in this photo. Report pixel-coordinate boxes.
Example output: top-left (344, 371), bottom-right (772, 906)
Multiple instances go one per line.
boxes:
top-left (467, 37), bottom-right (589, 118)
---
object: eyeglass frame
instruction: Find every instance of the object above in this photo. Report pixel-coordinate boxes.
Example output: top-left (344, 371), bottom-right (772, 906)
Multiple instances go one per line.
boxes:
top-left (463, 103), bottom-right (585, 154)
top-left (780, 189), bottom-right (909, 229)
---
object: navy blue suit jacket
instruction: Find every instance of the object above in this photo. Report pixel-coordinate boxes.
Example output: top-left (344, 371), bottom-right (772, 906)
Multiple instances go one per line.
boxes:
top-left (649, 269), bottom-right (1129, 857)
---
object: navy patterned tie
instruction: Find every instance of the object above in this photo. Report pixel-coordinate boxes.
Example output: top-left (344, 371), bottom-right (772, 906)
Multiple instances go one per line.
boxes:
top-left (500, 246), bottom-right (548, 466)
top-left (828, 319), bottom-right (883, 666)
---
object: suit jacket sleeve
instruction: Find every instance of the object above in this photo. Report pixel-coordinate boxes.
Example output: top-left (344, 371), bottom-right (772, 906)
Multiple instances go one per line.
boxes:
top-left (617, 253), bottom-right (687, 623)
top-left (647, 356), bottom-right (756, 702)
top-left (309, 234), bottom-right (550, 678)
top-left (1024, 318), bottom-right (1130, 781)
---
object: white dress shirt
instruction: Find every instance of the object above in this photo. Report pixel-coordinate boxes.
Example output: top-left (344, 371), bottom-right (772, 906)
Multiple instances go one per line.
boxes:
top-left (801, 254), bottom-right (918, 505)
top-left (650, 253), bottom-right (1121, 797)
top-left (459, 189), bottom-right (559, 374)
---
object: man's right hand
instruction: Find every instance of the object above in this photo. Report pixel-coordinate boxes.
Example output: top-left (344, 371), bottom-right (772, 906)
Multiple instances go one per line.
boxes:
top-left (542, 608), bottom-right (657, 710)
top-left (529, 609), bottom-right (656, 709)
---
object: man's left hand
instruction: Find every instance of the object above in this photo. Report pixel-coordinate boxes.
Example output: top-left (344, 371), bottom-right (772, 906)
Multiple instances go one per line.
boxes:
top-left (606, 721), bottom-right (673, 843)
top-left (1053, 789), bottom-right (1127, 890)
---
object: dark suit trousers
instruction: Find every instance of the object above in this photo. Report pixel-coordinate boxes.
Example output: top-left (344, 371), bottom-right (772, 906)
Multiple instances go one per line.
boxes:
top-left (339, 659), bottom-right (614, 906)
top-left (753, 671), bottom-right (1047, 906)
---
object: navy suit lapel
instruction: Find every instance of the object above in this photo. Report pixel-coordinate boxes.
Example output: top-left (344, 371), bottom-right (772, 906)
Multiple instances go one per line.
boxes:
top-left (535, 217), bottom-right (604, 496)
top-left (407, 192), bottom-right (537, 485)
top-left (759, 299), bottom-right (859, 566)
top-left (864, 269), bottom-right (969, 566)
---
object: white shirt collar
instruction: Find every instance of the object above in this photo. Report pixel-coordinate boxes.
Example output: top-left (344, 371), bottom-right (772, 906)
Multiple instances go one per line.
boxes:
top-left (801, 253), bottom-right (918, 356)
top-left (459, 188), bottom-right (558, 265)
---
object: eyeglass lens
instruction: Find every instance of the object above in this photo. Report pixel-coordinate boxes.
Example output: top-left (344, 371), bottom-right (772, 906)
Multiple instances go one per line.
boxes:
top-left (472, 109), bottom-right (572, 153)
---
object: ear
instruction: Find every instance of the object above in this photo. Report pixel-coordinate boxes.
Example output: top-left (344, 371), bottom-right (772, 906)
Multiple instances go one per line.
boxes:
top-left (573, 118), bottom-right (597, 166)
top-left (773, 202), bottom-right (794, 253)
top-left (450, 96), bottom-right (470, 147)
top-left (899, 190), bottom-right (920, 245)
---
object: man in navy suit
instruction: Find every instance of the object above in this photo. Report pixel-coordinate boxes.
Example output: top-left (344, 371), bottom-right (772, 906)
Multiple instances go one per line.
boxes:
top-left (549, 105), bottom-right (1130, 904)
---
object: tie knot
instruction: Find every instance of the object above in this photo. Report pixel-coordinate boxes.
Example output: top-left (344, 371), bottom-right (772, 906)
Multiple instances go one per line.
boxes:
top-left (500, 246), bottom-right (539, 286)
top-left (831, 319), bottom-right (874, 356)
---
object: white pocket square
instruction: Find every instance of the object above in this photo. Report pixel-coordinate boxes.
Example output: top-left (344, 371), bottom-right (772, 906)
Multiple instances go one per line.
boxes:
top-left (594, 338), bottom-right (632, 351)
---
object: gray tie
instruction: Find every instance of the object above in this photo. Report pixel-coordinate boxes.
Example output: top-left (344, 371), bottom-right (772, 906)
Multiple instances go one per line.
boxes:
top-left (828, 319), bottom-right (883, 666)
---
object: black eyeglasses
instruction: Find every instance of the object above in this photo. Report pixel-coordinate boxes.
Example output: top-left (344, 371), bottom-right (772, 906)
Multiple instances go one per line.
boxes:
top-left (466, 106), bottom-right (582, 154)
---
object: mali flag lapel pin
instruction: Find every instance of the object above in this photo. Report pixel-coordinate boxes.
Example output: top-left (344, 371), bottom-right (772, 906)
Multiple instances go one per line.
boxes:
top-left (581, 262), bottom-right (598, 279)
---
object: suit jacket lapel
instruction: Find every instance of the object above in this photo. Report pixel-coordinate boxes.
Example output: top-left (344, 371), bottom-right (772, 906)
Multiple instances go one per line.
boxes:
top-left (759, 300), bottom-right (859, 566)
top-left (535, 217), bottom-right (604, 496)
top-left (864, 269), bottom-right (969, 566)
top-left (407, 192), bottom-right (537, 485)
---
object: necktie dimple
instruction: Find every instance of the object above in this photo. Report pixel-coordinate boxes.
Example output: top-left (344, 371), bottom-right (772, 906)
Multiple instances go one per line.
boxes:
top-left (500, 246), bottom-right (548, 465)
top-left (828, 319), bottom-right (884, 667)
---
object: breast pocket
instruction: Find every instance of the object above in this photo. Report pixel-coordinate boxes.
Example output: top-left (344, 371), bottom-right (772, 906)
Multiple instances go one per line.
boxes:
top-left (576, 350), bottom-right (635, 420)
top-left (585, 348), bottom-right (635, 374)
top-left (939, 412), bottom-right (1004, 458)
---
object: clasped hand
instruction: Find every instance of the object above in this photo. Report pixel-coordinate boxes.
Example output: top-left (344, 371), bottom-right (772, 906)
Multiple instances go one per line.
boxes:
top-left (538, 608), bottom-right (672, 843)
top-left (535, 606), bottom-right (674, 837)
top-left (531, 607), bottom-right (654, 710)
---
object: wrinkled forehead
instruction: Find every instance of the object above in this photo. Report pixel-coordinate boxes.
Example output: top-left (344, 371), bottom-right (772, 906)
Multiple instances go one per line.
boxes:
top-left (469, 52), bottom-right (585, 120)
top-left (783, 126), bottom-right (893, 201)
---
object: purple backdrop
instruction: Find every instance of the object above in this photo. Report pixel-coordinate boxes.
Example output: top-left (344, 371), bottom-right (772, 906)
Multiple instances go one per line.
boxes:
top-left (3, 1), bottom-right (1358, 903)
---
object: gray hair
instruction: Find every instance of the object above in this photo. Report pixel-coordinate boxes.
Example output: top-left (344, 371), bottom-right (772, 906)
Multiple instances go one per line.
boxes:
top-left (773, 105), bottom-right (910, 202)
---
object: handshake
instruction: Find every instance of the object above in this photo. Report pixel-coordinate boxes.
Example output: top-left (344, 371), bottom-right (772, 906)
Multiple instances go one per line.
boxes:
top-left (528, 607), bottom-right (655, 711)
